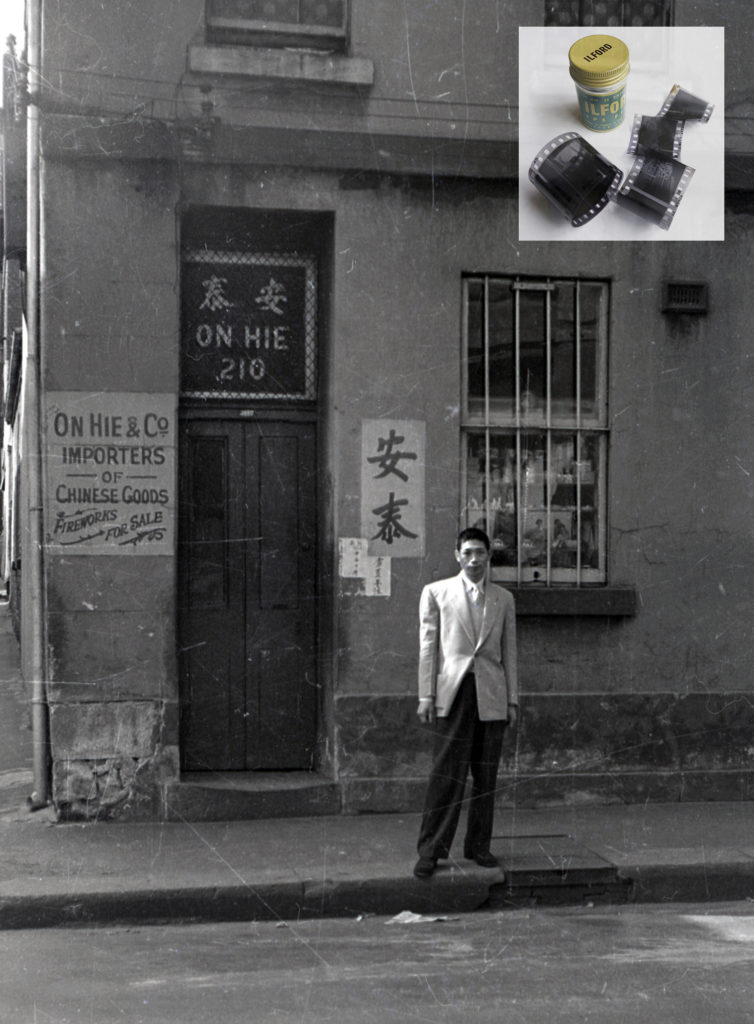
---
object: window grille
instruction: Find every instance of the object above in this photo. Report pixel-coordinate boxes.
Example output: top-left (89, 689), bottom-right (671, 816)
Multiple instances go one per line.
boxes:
top-left (544, 0), bottom-right (673, 26)
top-left (462, 277), bottom-right (609, 586)
top-left (206, 0), bottom-right (347, 49)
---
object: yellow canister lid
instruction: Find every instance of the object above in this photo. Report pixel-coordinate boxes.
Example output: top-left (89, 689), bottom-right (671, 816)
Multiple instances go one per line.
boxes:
top-left (568, 35), bottom-right (630, 89)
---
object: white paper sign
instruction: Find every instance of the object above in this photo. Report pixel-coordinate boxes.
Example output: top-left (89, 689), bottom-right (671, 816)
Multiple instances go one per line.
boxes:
top-left (339, 537), bottom-right (391, 597)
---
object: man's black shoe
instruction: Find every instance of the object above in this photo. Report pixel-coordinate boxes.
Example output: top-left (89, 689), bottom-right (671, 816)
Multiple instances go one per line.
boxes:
top-left (464, 850), bottom-right (500, 869)
top-left (413, 856), bottom-right (437, 879)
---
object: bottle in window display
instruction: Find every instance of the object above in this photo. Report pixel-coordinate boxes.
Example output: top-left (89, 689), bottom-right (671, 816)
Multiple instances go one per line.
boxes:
top-left (580, 518), bottom-right (597, 566)
top-left (523, 517), bottom-right (546, 565)
top-left (491, 510), bottom-right (517, 565)
top-left (488, 463), bottom-right (505, 510)
top-left (551, 517), bottom-right (574, 567)
top-left (552, 473), bottom-right (576, 507)
top-left (522, 450), bottom-right (545, 509)
top-left (552, 518), bottom-right (568, 547)
top-left (520, 388), bottom-right (540, 420)
top-left (504, 452), bottom-right (516, 507)
top-left (491, 448), bottom-right (516, 565)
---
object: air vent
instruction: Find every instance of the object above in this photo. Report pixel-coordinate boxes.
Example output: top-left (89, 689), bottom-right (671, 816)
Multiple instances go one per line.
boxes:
top-left (661, 281), bottom-right (709, 315)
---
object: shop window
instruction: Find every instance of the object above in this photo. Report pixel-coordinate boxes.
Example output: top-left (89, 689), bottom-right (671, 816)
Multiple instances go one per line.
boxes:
top-left (205, 0), bottom-right (347, 50)
top-left (544, 0), bottom-right (673, 25)
top-left (462, 277), bottom-right (609, 586)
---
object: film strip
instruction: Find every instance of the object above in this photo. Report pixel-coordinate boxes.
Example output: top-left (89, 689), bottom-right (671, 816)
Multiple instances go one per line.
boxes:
top-left (528, 132), bottom-right (623, 227)
top-left (628, 114), bottom-right (684, 160)
top-left (657, 84), bottom-right (714, 123)
top-left (528, 79), bottom-right (713, 232)
top-left (613, 82), bottom-right (713, 229)
top-left (614, 155), bottom-right (695, 231)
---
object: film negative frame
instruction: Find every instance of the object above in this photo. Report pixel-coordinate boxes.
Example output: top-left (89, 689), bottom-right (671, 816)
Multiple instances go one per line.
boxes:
top-left (628, 114), bottom-right (684, 160)
top-left (615, 155), bottom-right (696, 231)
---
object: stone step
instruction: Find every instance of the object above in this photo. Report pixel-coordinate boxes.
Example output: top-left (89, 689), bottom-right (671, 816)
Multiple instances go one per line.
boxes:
top-left (165, 771), bottom-right (341, 821)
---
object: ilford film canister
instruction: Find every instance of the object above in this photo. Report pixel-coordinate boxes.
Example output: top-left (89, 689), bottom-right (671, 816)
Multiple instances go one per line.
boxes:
top-left (568, 34), bottom-right (630, 132)
top-left (613, 155), bottom-right (695, 231)
top-left (657, 84), bottom-right (714, 122)
top-left (528, 132), bottom-right (623, 227)
top-left (628, 114), bottom-right (684, 160)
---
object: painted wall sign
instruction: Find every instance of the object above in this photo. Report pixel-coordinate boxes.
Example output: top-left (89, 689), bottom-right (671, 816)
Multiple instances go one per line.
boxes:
top-left (44, 392), bottom-right (175, 555)
top-left (181, 249), bottom-right (317, 400)
top-left (361, 419), bottom-right (425, 558)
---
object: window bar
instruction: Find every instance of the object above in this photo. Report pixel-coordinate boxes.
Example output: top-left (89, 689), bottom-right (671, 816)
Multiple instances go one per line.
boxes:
top-left (514, 282), bottom-right (522, 586)
top-left (483, 276), bottom-right (491, 540)
top-left (575, 281), bottom-right (582, 585)
top-left (461, 277), bottom-right (469, 533)
top-left (545, 282), bottom-right (552, 586)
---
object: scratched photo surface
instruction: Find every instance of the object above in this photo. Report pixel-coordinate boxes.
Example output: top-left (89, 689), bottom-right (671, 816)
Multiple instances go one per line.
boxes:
top-left (0, 1), bottom-right (752, 1021)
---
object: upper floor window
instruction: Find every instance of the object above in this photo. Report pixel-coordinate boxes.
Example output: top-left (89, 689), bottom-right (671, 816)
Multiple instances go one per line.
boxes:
top-left (206, 0), bottom-right (347, 50)
top-left (544, 0), bottom-right (673, 26)
top-left (461, 276), bottom-right (609, 587)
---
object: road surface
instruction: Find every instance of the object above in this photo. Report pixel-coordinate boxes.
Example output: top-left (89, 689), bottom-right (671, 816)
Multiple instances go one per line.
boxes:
top-left (2, 901), bottom-right (754, 1022)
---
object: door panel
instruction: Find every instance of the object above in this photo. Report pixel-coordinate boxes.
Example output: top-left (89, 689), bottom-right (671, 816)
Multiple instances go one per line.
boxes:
top-left (179, 419), bottom-right (317, 770)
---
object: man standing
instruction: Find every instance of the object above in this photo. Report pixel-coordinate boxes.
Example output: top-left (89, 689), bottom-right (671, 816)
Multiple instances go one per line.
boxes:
top-left (414, 527), bottom-right (518, 879)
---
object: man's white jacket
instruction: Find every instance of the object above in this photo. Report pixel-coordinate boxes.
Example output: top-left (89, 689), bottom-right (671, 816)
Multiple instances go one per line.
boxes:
top-left (418, 572), bottom-right (518, 720)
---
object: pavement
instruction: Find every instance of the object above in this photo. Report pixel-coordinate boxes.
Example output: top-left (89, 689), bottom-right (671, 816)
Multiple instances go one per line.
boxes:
top-left (0, 797), bottom-right (753, 929)
top-left (0, 605), bottom-right (753, 928)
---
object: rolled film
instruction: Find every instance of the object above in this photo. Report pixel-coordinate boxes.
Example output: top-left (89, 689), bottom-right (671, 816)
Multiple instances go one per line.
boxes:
top-left (528, 132), bottom-right (623, 227)
top-left (657, 84), bottom-right (714, 122)
top-left (613, 155), bottom-right (695, 231)
top-left (628, 114), bottom-right (684, 160)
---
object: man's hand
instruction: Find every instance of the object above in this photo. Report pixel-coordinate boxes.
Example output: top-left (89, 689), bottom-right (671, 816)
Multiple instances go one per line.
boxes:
top-left (417, 700), bottom-right (436, 725)
top-left (507, 704), bottom-right (518, 728)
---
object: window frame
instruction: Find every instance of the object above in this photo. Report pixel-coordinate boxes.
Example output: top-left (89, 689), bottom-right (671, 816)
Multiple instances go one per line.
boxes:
top-left (461, 275), bottom-right (610, 588)
top-left (543, 0), bottom-right (674, 26)
top-left (205, 0), bottom-right (348, 51)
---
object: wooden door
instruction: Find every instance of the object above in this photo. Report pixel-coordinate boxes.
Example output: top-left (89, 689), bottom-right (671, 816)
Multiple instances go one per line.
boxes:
top-left (178, 418), bottom-right (318, 770)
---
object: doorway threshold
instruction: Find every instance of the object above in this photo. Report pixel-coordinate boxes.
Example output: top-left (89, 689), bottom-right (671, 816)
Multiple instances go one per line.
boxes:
top-left (165, 771), bottom-right (341, 822)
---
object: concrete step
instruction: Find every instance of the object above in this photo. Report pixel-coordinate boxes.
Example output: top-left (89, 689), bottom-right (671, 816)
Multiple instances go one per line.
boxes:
top-left (165, 771), bottom-right (341, 821)
top-left (489, 834), bottom-right (631, 908)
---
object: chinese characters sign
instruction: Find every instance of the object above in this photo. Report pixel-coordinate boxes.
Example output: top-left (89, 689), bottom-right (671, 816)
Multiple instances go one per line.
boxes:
top-left (181, 249), bottom-right (316, 400)
top-left (45, 392), bottom-right (175, 555)
top-left (361, 420), bottom-right (425, 558)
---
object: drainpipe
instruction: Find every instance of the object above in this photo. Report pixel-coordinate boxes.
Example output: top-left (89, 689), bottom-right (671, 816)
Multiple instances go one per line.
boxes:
top-left (25, 0), bottom-right (49, 810)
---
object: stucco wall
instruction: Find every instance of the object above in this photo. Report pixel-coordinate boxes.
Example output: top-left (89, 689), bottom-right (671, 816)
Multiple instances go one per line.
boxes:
top-left (28, 0), bottom-right (754, 816)
top-left (38, 1), bottom-right (753, 159)
top-left (36, 149), bottom-right (754, 813)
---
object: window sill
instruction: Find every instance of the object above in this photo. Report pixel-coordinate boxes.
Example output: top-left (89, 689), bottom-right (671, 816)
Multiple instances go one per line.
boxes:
top-left (507, 586), bottom-right (637, 617)
top-left (187, 43), bottom-right (374, 87)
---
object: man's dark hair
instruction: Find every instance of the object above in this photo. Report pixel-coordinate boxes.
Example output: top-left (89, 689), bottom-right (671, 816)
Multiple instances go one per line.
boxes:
top-left (456, 526), bottom-right (490, 552)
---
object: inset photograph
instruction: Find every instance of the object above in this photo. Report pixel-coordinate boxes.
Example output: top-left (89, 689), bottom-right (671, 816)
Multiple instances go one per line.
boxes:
top-left (519, 27), bottom-right (724, 240)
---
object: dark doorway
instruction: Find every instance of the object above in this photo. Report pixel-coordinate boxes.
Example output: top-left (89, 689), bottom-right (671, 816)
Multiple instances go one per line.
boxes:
top-left (178, 417), bottom-right (318, 770)
top-left (177, 207), bottom-right (330, 773)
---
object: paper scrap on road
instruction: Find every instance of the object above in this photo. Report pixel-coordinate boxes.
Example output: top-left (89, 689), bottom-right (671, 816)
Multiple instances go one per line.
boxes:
top-left (386, 910), bottom-right (461, 925)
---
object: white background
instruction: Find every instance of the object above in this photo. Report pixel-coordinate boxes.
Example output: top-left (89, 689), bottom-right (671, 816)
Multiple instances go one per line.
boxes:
top-left (519, 27), bottom-right (725, 241)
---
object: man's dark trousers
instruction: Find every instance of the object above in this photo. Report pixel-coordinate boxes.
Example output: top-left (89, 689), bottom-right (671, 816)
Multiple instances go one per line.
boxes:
top-left (417, 673), bottom-right (506, 860)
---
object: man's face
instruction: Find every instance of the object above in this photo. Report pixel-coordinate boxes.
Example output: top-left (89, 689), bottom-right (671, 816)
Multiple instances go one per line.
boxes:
top-left (455, 540), bottom-right (489, 583)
